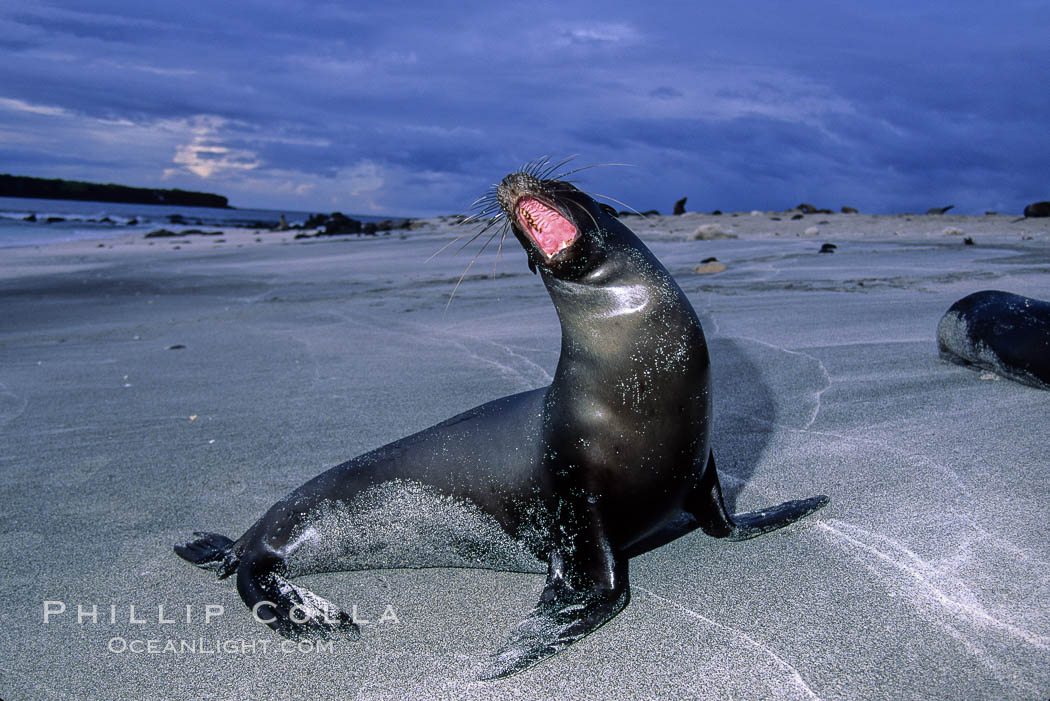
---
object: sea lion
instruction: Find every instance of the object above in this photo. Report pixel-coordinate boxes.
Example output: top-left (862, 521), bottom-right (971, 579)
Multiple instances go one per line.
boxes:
top-left (1023, 201), bottom-right (1050, 218)
top-left (175, 162), bottom-right (830, 679)
top-left (937, 289), bottom-right (1050, 390)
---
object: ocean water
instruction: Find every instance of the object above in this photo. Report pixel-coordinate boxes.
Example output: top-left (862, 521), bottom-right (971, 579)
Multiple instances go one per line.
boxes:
top-left (0, 196), bottom-right (393, 248)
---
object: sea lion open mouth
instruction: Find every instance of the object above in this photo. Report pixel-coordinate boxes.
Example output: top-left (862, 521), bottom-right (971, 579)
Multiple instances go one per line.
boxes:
top-left (514, 196), bottom-right (578, 258)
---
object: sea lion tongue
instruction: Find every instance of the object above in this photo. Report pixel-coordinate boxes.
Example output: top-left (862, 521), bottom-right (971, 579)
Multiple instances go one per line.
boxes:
top-left (515, 197), bottom-right (578, 258)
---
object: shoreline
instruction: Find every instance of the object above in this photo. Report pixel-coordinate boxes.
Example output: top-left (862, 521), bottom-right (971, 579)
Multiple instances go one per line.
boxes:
top-left (2, 210), bottom-right (1046, 260)
top-left (2, 211), bottom-right (1046, 290)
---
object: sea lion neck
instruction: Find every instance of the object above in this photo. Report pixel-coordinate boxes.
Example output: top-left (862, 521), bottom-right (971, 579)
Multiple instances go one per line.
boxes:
top-left (540, 233), bottom-right (698, 375)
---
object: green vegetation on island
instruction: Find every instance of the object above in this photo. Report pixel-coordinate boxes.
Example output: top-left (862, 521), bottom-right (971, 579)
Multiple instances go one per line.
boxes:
top-left (0, 174), bottom-right (230, 208)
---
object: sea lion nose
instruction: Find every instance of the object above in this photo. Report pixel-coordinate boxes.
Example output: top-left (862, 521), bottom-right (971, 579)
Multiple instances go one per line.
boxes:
top-left (497, 172), bottom-right (545, 212)
top-left (496, 175), bottom-right (521, 213)
top-left (497, 173), bottom-right (526, 197)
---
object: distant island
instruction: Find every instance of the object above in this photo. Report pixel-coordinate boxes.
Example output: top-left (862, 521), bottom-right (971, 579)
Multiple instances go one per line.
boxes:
top-left (0, 174), bottom-right (230, 208)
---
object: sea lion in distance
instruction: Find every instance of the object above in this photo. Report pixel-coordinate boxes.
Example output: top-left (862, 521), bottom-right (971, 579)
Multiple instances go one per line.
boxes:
top-left (175, 160), bottom-right (831, 679)
top-left (1023, 201), bottom-right (1050, 218)
top-left (937, 289), bottom-right (1050, 390)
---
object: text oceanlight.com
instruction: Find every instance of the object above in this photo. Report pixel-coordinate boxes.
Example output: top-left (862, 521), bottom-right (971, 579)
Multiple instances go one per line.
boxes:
top-left (107, 637), bottom-right (335, 655)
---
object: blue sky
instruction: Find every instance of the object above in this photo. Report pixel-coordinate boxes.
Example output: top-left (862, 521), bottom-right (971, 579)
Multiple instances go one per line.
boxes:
top-left (0, 1), bottom-right (1046, 216)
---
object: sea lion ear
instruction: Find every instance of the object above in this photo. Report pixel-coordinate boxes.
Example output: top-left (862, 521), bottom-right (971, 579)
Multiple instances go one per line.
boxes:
top-left (599, 203), bottom-right (618, 217)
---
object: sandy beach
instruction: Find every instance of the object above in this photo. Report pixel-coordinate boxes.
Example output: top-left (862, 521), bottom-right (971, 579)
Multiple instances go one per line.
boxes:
top-left (2, 211), bottom-right (1048, 700)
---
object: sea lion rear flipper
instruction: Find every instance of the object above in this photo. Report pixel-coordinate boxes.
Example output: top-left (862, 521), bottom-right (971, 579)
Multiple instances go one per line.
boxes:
top-left (690, 454), bottom-right (830, 540)
top-left (479, 576), bottom-right (629, 680)
top-left (724, 495), bottom-right (830, 541)
top-left (174, 532), bottom-right (239, 579)
top-left (235, 553), bottom-right (360, 642)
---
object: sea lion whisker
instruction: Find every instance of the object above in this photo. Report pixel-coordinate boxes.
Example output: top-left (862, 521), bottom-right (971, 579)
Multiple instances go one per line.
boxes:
top-left (444, 260), bottom-right (475, 310)
top-left (453, 219), bottom-right (503, 256)
top-left (537, 155), bottom-right (578, 180)
top-left (472, 183), bottom-right (499, 201)
top-left (446, 224), bottom-right (501, 309)
top-left (493, 222), bottom-right (509, 279)
top-left (464, 193), bottom-right (502, 219)
top-left (581, 191), bottom-right (640, 215)
top-left (464, 187), bottom-right (502, 220)
top-left (519, 157), bottom-right (539, 176)
top-left (551, 162), bottom-right (632, 180)
top-left (425, 232), bottom-right (472, 262)
top-left (480, 227), bottom-right (503, 270)
top-left (461, 206), bottom-right (502, 226)
top-left (461, 209), bottom-right (496, 226)
top-left (425, 214), bottom-right (503, 263)
top-left (521, 155), bottom-right (551, 179)
top-left (477, 226), bottom-right (503, 280)
top-left (426, 225), bottom-right (486, 262)
top-left (564, 197), bottom-right (599, 232)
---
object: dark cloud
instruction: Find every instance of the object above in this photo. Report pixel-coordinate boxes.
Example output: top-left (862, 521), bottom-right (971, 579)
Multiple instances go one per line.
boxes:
top-left (0, 2), bottom-right (1045, 215)
top-left (648, 87), bottom-right (683, 100)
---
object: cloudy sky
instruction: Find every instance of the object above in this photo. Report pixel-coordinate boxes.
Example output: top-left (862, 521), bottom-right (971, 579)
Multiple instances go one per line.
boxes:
top-left (1, 2), bottom-right (1046, 216)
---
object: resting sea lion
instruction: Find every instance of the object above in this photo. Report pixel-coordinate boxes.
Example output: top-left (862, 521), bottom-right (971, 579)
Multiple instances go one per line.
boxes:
top-left (937, 289), bottom-right (1050, 390)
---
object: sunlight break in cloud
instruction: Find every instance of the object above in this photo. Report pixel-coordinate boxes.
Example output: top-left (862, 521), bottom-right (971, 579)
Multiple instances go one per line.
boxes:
top-left (167, 117), bottom-right (261, 179)
top-left (340, 161), bottom-right (385, 206)
top-left (560, 23), bottom-right (640, 45)
top-left (0, 96), bottom-right (69, 117)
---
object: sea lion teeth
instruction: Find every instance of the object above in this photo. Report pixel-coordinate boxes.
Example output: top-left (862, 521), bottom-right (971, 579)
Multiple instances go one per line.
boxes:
top-left (515, 196), bottom-right (577, 258)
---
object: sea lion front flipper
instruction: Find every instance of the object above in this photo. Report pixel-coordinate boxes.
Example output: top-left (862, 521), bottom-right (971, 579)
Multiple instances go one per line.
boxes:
top-left (479, 575), bottom-right (629, 680)
top-left (479, 530), bottom-right (629, 680)
top-left (174, 531), bottom-right (239, 578)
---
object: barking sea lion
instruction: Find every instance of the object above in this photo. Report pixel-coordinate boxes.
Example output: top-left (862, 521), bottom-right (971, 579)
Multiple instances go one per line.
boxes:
top-left (176, 162), bottom-right (830, 679)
